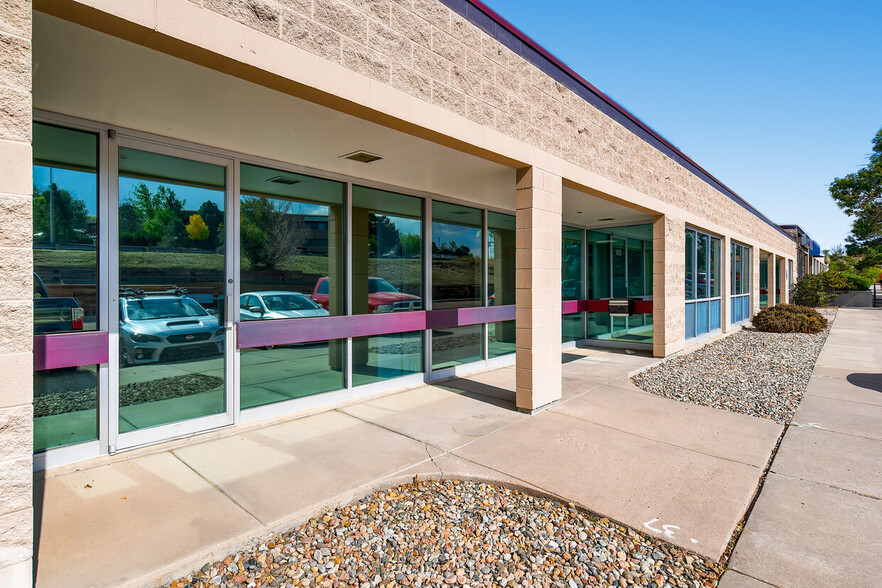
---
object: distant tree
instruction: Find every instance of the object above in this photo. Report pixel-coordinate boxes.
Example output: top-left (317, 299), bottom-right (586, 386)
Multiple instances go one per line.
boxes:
top-left (368, 214), bottom-right (401, 257)
top-left (185, 214), bottom-right (210, 241)
top-left (32, 185), bottom-right (92, 244)
top-left (240, 196), bottom-right (308, 268)
top-left (830, 127), bottom-right (882, 254)
top-left (399, 233), bottom-right (421, 258)
top-left (197, 201), bottom-right (224, 248)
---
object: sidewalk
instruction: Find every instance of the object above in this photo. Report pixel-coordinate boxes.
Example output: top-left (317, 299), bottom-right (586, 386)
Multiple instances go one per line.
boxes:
top-left (34, 348), bottom-right (783, 587)
top-left (722, 308), bottom-right (882, 587)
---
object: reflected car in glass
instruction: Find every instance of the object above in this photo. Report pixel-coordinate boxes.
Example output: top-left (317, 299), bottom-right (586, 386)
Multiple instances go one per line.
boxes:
top-left (311, 277), bottom-right (421, 312)
top-left (118, 289), bottom-right (224, 366)
top-left (239, 291), bottom-right (330, 320)
top-left (34, 272), bottom-right (85, 334)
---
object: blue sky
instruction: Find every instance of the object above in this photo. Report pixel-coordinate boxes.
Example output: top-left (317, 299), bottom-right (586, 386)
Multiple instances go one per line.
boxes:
top-left (482, 0), bottom-right (881, 250)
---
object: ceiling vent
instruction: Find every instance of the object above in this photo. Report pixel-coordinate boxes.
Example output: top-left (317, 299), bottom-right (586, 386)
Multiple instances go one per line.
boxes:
top-left (340, 150), bottom-right (383, 164)
top-left (267, 176), bottom-right (301, 186)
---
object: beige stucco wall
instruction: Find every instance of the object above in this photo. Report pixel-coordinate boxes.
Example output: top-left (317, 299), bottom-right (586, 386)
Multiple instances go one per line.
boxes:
top-left (0, 0), bottom-right (33, 585)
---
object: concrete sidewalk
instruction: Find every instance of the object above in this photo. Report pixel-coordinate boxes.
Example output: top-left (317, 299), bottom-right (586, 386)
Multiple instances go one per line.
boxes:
top-left (722, 309), bottom-right (882, 587)
top-left (34, 348), bottom-right (783, 588)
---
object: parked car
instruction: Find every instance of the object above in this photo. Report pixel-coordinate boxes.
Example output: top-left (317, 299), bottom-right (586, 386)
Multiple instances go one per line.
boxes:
top-left (239, 291), bottom-right (329, 320)
top-left (34, 272), bottom-right (85, 334)
top-left (118, 287), bottom-right (224, 366)
top-left (311, 277), bottom-right (421, 312)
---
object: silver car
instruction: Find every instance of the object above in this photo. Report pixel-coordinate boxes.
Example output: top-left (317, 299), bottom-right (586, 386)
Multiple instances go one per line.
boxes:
top-left (239, 291), bottom-right (330, 320)
top-left (119, 291), bottom-right (224, 367)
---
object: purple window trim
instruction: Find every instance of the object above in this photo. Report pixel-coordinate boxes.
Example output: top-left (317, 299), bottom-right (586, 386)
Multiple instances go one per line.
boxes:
top-left (34, 331), bottom-right (109, 371)
top-left (562, 300), bottom-right (654, 315)
top-left (237, 305), bottom-right (517, 349)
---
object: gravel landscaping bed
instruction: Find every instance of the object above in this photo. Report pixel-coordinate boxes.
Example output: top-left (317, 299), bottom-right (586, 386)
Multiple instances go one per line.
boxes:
top-left (169, 480), bottom-right (720, 588)
top-left (631, 309), bottom-right (836, 424)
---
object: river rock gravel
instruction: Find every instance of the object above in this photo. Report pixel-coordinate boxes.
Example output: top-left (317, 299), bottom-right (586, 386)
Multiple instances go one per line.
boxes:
top-left (168, 480), bottom-right (720, 588)
top-left (631, 310), bottom-right (836, 424)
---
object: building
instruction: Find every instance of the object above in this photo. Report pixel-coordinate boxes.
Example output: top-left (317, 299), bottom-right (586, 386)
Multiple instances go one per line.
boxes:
top-left (780, 224), bottom-right (823, 278)
top-left (0, 1), bottom-right (799, 583)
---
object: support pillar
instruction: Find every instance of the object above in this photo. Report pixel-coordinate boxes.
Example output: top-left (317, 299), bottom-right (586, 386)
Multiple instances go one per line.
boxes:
top-left (515, 167), bottom-right (562, 413)
top-left (766, 253), bottom-right (776, 308)
top-left (652, 215), bottom-right (685, 357)
top-left (721, 235), bottom-right (731, 331)
top-left (751, 245), bottom-right (761, 318)
top-left (0, 2), bottom-right (34, 585)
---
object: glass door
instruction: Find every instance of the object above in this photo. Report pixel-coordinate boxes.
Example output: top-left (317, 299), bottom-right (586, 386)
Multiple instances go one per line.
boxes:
top-left (113, 139), bottom-right (234, 448)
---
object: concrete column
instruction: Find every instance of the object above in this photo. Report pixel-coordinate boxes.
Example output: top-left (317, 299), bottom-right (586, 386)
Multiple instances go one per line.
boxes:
top-left (767, 253), bottom-right (776, 308)
top-left (721, 235), bottom-right (731, 332)
top-left (515, 167), bottom-right (562, 413)
top-left (0, 1), bottom-right (34, 585)
top-left (652, 215), bottom-right (685, 357)
top-left (751, 246), bottom-right (761, 318)
top-left (780, 257), bottom-right (790, 303)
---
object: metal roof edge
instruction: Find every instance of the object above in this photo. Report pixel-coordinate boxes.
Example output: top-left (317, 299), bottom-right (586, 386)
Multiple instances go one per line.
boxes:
top-left (440, 0), bottom-right (792, 240)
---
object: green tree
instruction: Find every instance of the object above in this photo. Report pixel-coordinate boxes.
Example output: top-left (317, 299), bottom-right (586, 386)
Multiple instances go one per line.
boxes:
top-left (830, 127), bottom-right (882, 253)
top-left (240, 196), bottom-right (307, 268)
top-left (197, 201), bottom-right (224, 248)
top-left (127, 183), bottom-right (186, 243)
top-left (32, 185), bottom-right (92, 244)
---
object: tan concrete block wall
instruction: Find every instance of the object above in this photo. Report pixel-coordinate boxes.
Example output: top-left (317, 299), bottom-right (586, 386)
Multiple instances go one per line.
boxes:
top-left (0, 0), bottom-right (33, 584)
top-left (653, 215), bottom-right (685, 357)
top-left (515, 166), bottom-right (562, 411)
top-left (186, 0), bottom-right (794, 255)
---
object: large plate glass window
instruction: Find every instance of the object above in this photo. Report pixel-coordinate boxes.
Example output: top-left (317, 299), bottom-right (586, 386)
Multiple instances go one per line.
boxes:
top-left (731, 242), bottom-right (752, 324)
top-left (685, 228), bottom-right (722, 340)
top-left (238, 163), bottom-right (345, 409)
top-left (488, 212), bottom-right (516, 358)
top-left (431, 201), bottom-right (483, 369)
top-left (32, 123), bottom-right (100, 451)
top-left (351, 186), bottom-right (423, 386)
top-left (117, 148), bottom-right (227, 431)
top-left (562, 227), bottom-right (584, 342)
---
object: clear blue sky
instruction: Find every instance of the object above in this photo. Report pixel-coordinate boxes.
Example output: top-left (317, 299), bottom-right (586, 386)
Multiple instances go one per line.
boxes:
top-left (482, 0), bottom-right (881, 250)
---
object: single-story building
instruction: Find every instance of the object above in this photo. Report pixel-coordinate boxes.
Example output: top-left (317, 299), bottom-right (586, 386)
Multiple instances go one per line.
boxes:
top-left (0, 0), bottom-right (799, 583)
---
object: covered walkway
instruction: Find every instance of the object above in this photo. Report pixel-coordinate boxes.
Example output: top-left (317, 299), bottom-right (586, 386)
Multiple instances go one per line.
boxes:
top-left (35, 347), bottom-right (782, 587)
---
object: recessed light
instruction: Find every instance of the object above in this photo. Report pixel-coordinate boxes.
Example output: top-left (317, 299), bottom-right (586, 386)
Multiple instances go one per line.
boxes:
top-left (576, 211), bottom-right (583, 214)
top-left (267, 175), bottom-right (301, 185)
top-left (340, 150), bottom-right (383, 164)
top-left (597, 217), bottom-right (615, 221)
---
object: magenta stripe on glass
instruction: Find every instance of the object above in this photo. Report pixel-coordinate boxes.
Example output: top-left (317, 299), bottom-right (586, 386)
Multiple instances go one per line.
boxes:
top-left (237, 305), bottom-right (518, 349)
top-left (34, 331), bottom-right (109, 370)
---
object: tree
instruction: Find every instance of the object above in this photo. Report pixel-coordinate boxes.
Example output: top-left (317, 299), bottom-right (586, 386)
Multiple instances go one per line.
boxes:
top-left (368, 214), bottom-right (401, 257)
top-left (120, 183), bottom-right (187, 246)
top-left (185, 214), bottom-right (210, 241)
top-left (32, 185), bottom-right (93, 244)
top-left (197, 201), bottom-right (224, 249)
top-left (240, 196), bottom-right (308, 268)
top-left (830, 127), bottom-right (882, 253)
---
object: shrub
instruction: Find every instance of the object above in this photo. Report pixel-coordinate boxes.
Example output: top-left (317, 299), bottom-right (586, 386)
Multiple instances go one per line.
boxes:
top-left (826, 270), bottom-right (872, 291)
top-left (792, 273), bottom-right (834, 307)
top-left (753, 304), bottom-right (827, 334)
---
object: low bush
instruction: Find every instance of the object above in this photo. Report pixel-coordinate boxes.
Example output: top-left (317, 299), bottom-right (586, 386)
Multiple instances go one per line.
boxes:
top-left (752, 304), bottom-right (828, 334)
top-left (825, 270), bottom-right (872, 291)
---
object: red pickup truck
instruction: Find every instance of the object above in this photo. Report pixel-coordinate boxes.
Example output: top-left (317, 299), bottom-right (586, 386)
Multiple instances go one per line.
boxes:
top-left (311, 277), bottom-right (421, 313)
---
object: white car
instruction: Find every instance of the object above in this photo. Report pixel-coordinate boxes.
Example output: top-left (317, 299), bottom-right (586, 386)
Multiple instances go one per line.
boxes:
top-left (239, 291), bottom-right (330, 320)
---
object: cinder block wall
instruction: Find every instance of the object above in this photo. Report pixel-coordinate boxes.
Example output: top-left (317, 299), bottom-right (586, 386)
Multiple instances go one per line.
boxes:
top-left (195, 0), bottom-right (794, 253)
top-left (0, 0), bottom-right (34, 585)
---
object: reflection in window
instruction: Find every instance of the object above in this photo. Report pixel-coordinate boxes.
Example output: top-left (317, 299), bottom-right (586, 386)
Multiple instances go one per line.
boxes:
top-left (117, 148), bottom-right (226, 431)
top-left (488, 212), bottom-right (516, 356)
top-left (562, 227), bottom-right (583, 342)
top-left (431, 202), bottom-right (483, 369)
top-left (239, 163), bottom-right (345, 407)
top-left (33, 123), bottom-right (100, 451)
top-left (351, 186), bottom-right (423, 384)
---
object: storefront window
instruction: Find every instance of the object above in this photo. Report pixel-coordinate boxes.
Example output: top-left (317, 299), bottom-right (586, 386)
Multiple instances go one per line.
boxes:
top-left (238, 163), bottom-right (345, 408)
top-left (587, 226), bottom-right (653, 343)
top-left (731, 243), bottom-right (752, 324)
top-left (351, 186), bottom-right (423, 386)
top-left (488, 212), bottom-right (516, 358)
top-left (685, 229), bottom-right (722, 339)
top-left (431, 201), bottom-right (483, 369)
top-left (33, 123), bottom-right (100, 451)
top-left (562, 226), bottom-right (584, 342)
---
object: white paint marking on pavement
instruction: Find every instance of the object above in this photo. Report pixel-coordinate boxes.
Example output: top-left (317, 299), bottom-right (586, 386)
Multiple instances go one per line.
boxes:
top-left (662, 524), bottom-right (680, 538)
top-left (792, 422), bottom-right (822, 428)
top-left (690, 538), bottom-right (699, 544)
top-left (643, 518), bottom-right (663, 534)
